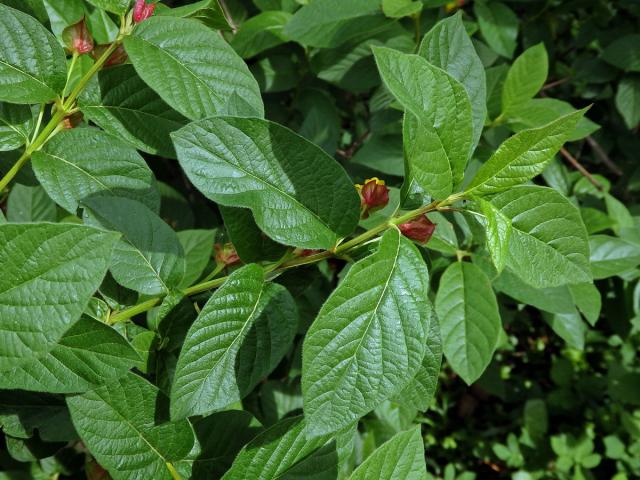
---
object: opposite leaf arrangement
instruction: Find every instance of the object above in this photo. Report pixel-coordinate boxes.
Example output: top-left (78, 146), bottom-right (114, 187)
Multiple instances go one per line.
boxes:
top-left (0, 1), bottom-right (632, 479)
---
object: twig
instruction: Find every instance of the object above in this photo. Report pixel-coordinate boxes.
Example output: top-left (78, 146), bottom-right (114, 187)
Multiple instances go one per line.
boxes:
top-left (336, 130), bottom-right (370, 160)
top-left (218, 0), bottom-right (237, 33)
top-left (560, 147), bottom-right (603, 190)
top-left (586, 135), bottom-right (622, 176)
top-left (541, 77), bottom-right (570, 91)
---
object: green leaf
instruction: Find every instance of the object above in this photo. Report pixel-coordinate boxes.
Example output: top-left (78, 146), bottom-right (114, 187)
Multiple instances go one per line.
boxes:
top-left (32, 128), bottom-right (160, 214)
top-left (546, 311), bottom-right (586, 350)
top-left (173, 116), bottom-right (360, 250)
top-left (0, 4), bottom-right (67, 103)
top-left (601, 34), bottom-right (640, 72)
top-left (284, 0), bottom-right (384, 49)
top-left (395, 315), bottom-right (442, 411)
top-left (419, 12), bottom-right (487, 151)
top-left (85, 0), bottom-right (131, 15)
top-left (382, 0), bottom-right (422, 18)
top-left (507, 98), bottom-right (600, 141)
top-left (230, 11), bottom-right (291, 59)
top-left (0, 102), bottom-right (34, 151)
top-left (79, 65), bottom-right (188, 158)
top-left (569, 283), bottom-right (601, 326)
top-left (222, 416), bottom-right (335, 480)
top-left (348, 427), bottom-right (425, 480)
top-left (501, 43), bottom-right (548, 117)
top-left (302, 229), bottom-right (431, 437)
top-left (0, 223), bottom-right (118, 371)
top-left (171, 264), bottom-right (297, 419)
top-left (474, 1), bottom-right (518, 58)
top-left (67, 372), bottom-right (195, 480)
top-left (478, 198), bottom-right (511, 274)
top-left (589, 235), bottom-right (640, 279)
top-left (156, 0), bottom-right (232, 32)
top-left (85, 3), bottom-right (119, 44)
top-left (124, 16), bottom-right (264, 120)
top-left (491, 186), bottom-right (592, 288)
top-left (466, 109), bottom-right (587, 195)
top-left (219, 206), bottom-right (287, 263)
top-left (615, 75), bottom-right (640, 129)
top-left (372, 46), bottom-right (473, 196)
top-left (0, 317), bottom-right (140, 393)
top-left (6, 184), bottom-right (56, 222)
top-left (83, 196), bottom-right (185, 295)
top-left (177, 229), bottom-right (215, 288)
top-left (435, 261), bottom-right (501, 385)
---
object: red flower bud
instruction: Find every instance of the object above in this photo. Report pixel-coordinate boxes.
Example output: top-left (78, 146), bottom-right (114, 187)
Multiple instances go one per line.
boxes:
top-left (62, 18), bottom-right (94, 55)
top-left (398, 215), bottom-right (436, 243)
top-left (298, 249), bottom-right (323, 257)
top-left (134, 0), bottom-right (156, 23)
top-left (356, 177), bottom-right (390, 219)
top-left (215, 243), bottom-right (240, 266)
top-left (62, 111), bottom-right (83, 129)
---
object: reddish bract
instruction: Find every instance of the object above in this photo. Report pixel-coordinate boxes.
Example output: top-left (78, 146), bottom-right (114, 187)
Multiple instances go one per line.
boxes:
top-left (356, 177), bottom-right (390, 219)
top-left (215, 243), bottom-right (240, 266)
top-left (133, 0), bottom-right (156, 23)
top-left (398, 215), bottom-right (436, 243)
top-left (63, 19), bottom-right (94, 54)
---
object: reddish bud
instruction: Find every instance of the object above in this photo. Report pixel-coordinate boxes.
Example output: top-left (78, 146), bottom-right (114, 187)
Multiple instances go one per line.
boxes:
top-left (356, 177), bottom-right (390, 219)
top-left (215, 243), bottom-right (240, 266)
top-left (62, 18), bottom-right (94, 55)
top-left (85, 458), bottom-right (110, 480)
top-left (134, 0), bottom-right (156, 23)
top-left (298, 249), bottom-right (323, 257)
top-left (398, 215), bottom-right (436, 243)
top-left (62, 112), bottom-right (83, 129)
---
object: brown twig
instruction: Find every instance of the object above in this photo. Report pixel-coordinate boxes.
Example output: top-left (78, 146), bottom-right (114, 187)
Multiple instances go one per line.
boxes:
top-left (541, 77), bottom-right (570, 91)
top-left (586, 135), bottom-right (622, 176)
top-left (336, 130), bottom-right (370, 160)
top-left (560, 147), bottom-right (603, 190)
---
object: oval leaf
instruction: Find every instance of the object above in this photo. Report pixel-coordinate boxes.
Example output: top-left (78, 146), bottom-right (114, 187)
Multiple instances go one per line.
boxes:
top-left (171, 264), bottom-right (297, 420)
top-left (491, 186), bottom-right (592, 288)
top-left (32, 127), bottom-right (160, 214)
top-left (124, 16), bottom-right (264, 120)
top-left (173, 116), bottom-right (360, 250)
top-left (0, 224), bottom-right (118, 371)
top-left (435, 261), bottom-right (501, 385)
top-left (0, 4), bottom-right (67, 103)
top-left (302, 228), bottom-right (431, 437)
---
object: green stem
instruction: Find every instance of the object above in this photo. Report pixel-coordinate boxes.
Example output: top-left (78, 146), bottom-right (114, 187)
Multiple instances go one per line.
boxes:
top-left (201, 262), bottom-right (225, 282)
top-left (165, 462), bottom-right (182, 480)
top-left (108, 195), bottom-right (462, 324)
top-left (62, 52), bottom-right (79, 99)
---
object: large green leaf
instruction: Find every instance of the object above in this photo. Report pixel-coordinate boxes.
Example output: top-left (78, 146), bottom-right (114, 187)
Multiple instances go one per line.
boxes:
top-left (491, 186), bottom-right (592, 288)
top-left (615, 75), bottom-right (640, 129)
top-left (83, 197), bottom-right (185, 295)
top-left (419, 12), bottom-right (487, 151)
top-left (474, 1), bottom-right (518, 59)
top-left (176, 229), bottom-right (215, 288)
top-left (32, 128), bottom-right (160, 214)
top-left (348, 427), bottom-right (425, 480)
top-left (501, 43), bottom-right (548, 117)
top-left (284, 0), bottom-right (384, 49)
top-left (435, 262), bottom-right (501, 385)
top-left (6, 184), bottom-right (56, 223)
top-left (222, 416), bottom-right (335, 480)
top-left (589, 235), bottom-right (640, 279)
top-left (171, 264), bottom-right (297, 419)
top-left (372, 46), bottom-right (473, 198)
top-left (0, 103), bottom-right (34, 151)
top-left (0, 317), bottom-right (139, 393)
top-left (124, 16), bottom-right (264, 120)
top-left (79, 65), bottom-right (188, 158)
top-left (0, 4), bottom-right (66, 103)
top-left (465, 109), bottom-right (587, 195)
top-left (302, 228), bottom-right (431, 437)
top-left (0, 224), bottom-right (118, 371)
top-left (67, 372), bottom-right (194, 480)
top-left (395, 315), bottom-right (442, 411)
top-left (601, 34), bottom-right (640, 72)
top-left (173, 116), bottom-right (360, 250)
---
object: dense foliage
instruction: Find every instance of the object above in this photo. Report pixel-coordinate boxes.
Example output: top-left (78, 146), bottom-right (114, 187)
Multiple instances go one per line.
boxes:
top-left (0, 0), bottom-right (638, 479)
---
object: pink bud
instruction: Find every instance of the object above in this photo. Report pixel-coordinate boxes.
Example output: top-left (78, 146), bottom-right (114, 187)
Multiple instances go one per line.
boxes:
top-left (62, 18), bottom-right (94, 54)
top-left (133, 0), bottom-right (156, 23)
top-left (398, 215), bottom-right (436, 243)
top-left (356, 178), bottom-right (390, 219)
top-left (214, 243), bottom-right (240, 266)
